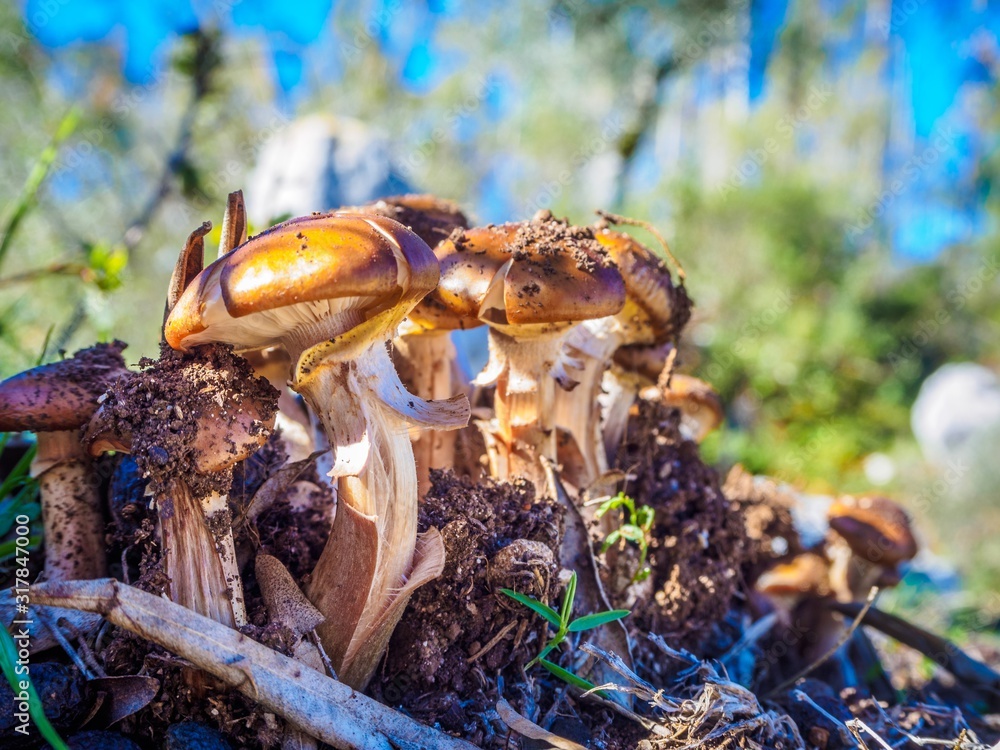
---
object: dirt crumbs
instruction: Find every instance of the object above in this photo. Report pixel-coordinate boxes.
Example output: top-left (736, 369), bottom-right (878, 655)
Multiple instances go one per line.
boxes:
top-left (508, 211), bottom-right (616, 274)
top-left (372, 470), bottom-right (563, 738)
top-left (612, 395), bottom-right (750, 654)
top-left (723, 463), bottom-right (804, 585)
top-left (91, 344), bottom-right (278, 498)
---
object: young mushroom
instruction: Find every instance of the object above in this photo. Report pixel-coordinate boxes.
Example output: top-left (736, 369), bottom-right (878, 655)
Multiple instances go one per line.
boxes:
top-left (85, 345), bottom-right (277, 629)
top-left (553, 222), bottom-right (689, 487)
top-left (350, 194), bottom-right (472, 497)
top-left (825, 494), bottom-right (917, 602)
top-left (0, 342), bottom-right (129, 583)
top-left (419, 213), bottom-right (625, 491)
top-left (163, 211), bottom-right (470, 689)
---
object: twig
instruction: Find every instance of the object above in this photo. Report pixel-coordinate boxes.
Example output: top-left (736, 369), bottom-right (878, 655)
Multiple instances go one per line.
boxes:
top-left (33, 579), bottom-right (479, 750)
top-left (596, 210), bottom-right (686, 282)
top-left (827, 599), bottom-right (1000, 700)
top-left (60, 617), bottom-right (107, 678)
top-left (466, 619), bottom-right (518, 663)
top-left (766, 586), bottom-right (880, 697)
top-left (308, 630), bottom-right (337, 680)
top-left (0, 262), bottom-right (88, 289)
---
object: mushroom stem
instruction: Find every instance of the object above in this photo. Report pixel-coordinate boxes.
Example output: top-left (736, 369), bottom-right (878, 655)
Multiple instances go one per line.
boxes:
top-left (394, 330), bottom-right (464, 497)
top-left (201, 492), bottom-right (246, 627)
top-left (301, 343), bottom-right (461, 688)
top-left (159, 479), bottom-right (236, 628)
top-left (552, 318), bottom-right (622, 488)
top-left (480, 329), bottom-right (567, 489)
top-left (33, 431), bottom-right (107, 582)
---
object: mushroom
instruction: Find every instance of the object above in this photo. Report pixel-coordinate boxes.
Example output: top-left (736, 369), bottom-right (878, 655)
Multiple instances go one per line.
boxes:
top-left (85, 345), bottom-right (277, 630)
top-left (163, 211), bottom-right (470, 689)
top-left (825, 494), bottom-right (917, 602)
top-left (218, 190), bottom-right (315, 463)
top-left (417, 213), bottom-right (625, 490)
top-left (755, 552), bottom-right (833, 608)
top-left (647, 373), bottom-right (724, 444)
top-left (553, 223), bottom-right (689, 487)
top-left (350, 194), bottom-right (472, 496)
top-left (0, 341), bottom-right (129, 583)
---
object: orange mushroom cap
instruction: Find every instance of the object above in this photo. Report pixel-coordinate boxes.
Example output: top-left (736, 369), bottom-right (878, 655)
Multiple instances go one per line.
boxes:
top-left (164, 212), bottom-right (439, 355)
top-left (593, 227), bottom-right (691, 346)
top-left (350, 194), bottom-right (469, 250)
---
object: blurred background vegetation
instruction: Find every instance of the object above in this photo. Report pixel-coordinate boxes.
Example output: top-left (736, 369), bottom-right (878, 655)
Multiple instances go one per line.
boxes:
top-left (0, 1), bottom-right (998, 593)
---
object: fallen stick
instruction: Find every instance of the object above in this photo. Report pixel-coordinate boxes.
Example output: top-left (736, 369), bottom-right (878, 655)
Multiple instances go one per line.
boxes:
top-left (32, 579), bottom-right (479, 750)
top-left (828, 599), bottom-right (1000, 702)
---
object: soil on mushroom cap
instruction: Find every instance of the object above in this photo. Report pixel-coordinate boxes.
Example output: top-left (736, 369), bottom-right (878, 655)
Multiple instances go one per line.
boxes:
top-left (95, 344), bottom-right (278, 498)
top-left (611, 395), bottom-right (750, 655)
top-left (506, 212), bottom-right (616, 275)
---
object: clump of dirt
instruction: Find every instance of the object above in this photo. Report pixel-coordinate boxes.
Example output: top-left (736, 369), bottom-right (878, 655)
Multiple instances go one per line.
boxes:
top-left (612, 396), bottom-right (750, 653)
top-left (723, 464), bottom-right (804, 585)
top-left (92, 344), bottom-right (278, 498)
top-left (372, 470), bottom-right (563, 739)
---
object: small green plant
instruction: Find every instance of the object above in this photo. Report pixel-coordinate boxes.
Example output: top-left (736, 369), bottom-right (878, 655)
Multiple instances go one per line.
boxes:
top-left (596, 492), bottom-right (655, 583)
top-left (500, 571), bottom-right (630, 690)
top-left (0, 435), bottom-right (40, 572)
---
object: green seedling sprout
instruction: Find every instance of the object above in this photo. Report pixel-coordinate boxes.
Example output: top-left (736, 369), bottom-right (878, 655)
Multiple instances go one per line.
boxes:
top-left (596, 492), bottom-right (655, 583)
top-left (500, 571), bottom-right (630, 691)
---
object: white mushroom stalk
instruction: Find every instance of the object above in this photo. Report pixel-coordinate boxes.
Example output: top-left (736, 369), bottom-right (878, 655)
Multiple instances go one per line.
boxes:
top-left (164, 212), bottom-right (471, 689)
top-left (552, 224), bottom-right (690, 489)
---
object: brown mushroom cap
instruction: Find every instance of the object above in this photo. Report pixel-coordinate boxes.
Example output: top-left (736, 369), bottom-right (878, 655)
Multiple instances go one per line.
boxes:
top-left (756, 552), bottom-right (832, 598)
top-left (164, 212), bottom-right (439, 353)
top-left (612, 341), bottom-right (675, 384)
top-left (350, 194), bottom-right (469, 250)
top-left (0, 341), bottom-right (129, 433)
top-left (408, 215), bottom-right (626, 332)
top-left (593, 227), bottom-right (691, 345)
top-left (827, 495), bottom-right (918, 566)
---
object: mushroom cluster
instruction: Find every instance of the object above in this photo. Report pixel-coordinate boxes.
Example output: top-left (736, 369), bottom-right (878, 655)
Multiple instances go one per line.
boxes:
top-left (0, 189), bottom-right (931, 748)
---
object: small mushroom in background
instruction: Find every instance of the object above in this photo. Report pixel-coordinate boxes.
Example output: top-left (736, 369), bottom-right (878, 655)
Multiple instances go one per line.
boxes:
top-left (350, 194), bottom-right (472, 497)
top-left (553, 221), bottom-right (690, 488)
top-left (0, 342), bottom-right (129, 649)
top-left (0, 342), bottom-right (129, 583)
top-left (825, 494), bottom-right (918, 602)
top-left (420, 213), bottom-right (625, 491)
top-left (164, 211), bottom-right (470, 689)
top-left (648, 373), bottom-right (724, 444)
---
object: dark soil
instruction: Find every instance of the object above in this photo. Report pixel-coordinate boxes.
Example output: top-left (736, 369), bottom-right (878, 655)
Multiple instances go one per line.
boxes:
top-left (372, 470), bottom-right (564, 742)
top-left (611, 395), bottom-right (751, 656)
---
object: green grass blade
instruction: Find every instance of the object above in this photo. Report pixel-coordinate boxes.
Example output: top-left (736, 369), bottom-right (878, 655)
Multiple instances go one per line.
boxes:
top-left (0, 443), bottom-right (36, 500)
top-left (567, 609), bottom-right (631, 632)
top-left (500, 589), bottom-right (561, 627)
top-left (538, 659), bottom-right (605, 696)
top-left (0, 625), bottom-right (70, 749)
top-left (560, 572), bottom-right (577, 625)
